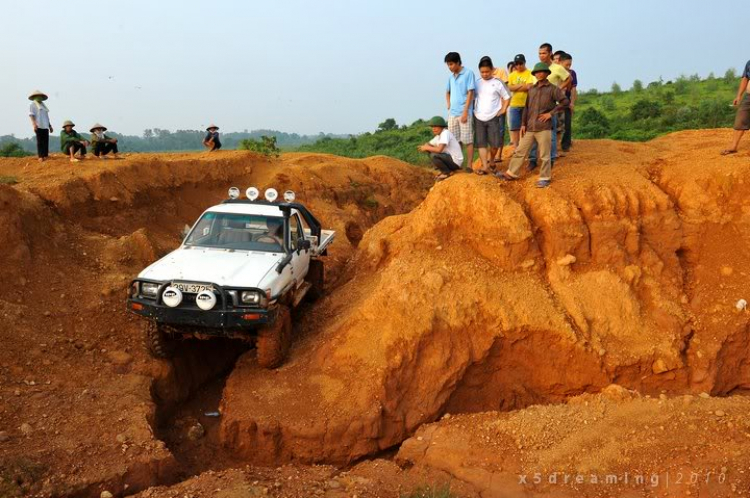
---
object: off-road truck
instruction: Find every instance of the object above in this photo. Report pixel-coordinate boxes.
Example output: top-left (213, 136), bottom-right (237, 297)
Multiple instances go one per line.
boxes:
top-left (127, 187), bottom-right (335, 368)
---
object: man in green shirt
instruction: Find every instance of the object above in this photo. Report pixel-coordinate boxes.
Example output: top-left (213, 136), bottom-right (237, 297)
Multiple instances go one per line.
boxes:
top-left (60, 120), bottom-right (89, 162)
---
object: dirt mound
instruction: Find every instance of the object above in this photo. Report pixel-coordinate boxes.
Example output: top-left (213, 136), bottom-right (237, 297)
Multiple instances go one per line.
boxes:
top-left (0, 151), bottom-right (431, 497)
top-left (397, 388), bottom-right (750, 497)
top-left (218, 129), bottom-right (750, 466)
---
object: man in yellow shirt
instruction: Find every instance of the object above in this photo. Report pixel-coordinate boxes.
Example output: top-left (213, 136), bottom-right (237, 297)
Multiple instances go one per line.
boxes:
top-left (507, 54), bottom-right (536, 148)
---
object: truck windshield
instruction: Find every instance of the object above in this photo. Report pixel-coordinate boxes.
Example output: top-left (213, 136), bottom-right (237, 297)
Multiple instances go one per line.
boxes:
top-left (184, 212), bottom-right (285, 253)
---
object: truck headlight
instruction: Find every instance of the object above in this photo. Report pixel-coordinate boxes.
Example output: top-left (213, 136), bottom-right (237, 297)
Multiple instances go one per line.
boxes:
top-left (141, 282), bottom-right (159, 298)
top-left (241, 291), bottom-right (261, 305)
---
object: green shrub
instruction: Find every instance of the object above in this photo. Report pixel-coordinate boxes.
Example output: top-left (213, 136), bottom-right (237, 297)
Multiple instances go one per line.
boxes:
top-left (401, 485), bottom-right (456, 498)
top-left (630, 99), bottom-right (663, 120)
top-left (0, 142), bottom-right (31, 157)
top-left (238, 135), bottom-right (280, 157)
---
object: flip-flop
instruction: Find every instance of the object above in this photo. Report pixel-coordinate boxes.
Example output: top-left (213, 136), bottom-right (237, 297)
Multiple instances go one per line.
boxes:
top-left (475, 170), bottom-right (488, 176)
top-left (495, 172), bottom-right (517, 181)
top-left (721, 149), bottom-right (737, 156)
top-left (536, 179), bottom-right (551, 188)
top-left (435, 174), bottom-right (449, 181)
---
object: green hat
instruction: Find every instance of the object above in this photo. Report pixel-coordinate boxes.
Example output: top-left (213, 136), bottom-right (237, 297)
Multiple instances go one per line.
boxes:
top-left (62, 120), bottom-right (75, 128)
top-left (427, 116), bottom-right (448, 128)
top-left (531, 63), bottom-right (551, 75)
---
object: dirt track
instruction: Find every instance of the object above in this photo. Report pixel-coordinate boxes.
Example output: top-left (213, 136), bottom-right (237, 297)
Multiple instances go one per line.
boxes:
top-left (1, 131), bottom-right (749, 497)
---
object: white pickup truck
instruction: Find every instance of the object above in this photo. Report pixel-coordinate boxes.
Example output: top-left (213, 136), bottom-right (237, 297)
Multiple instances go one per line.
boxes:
top-left (127, 187), bottom-right (335, 368)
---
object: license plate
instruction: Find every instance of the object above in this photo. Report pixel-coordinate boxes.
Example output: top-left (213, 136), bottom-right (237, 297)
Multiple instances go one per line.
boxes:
top-left (173, 282), bottom-right (214, 294)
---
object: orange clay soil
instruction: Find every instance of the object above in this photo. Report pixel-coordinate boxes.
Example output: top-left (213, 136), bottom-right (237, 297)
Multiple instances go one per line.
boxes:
top-left (1, 130), bottom-right (749, 498)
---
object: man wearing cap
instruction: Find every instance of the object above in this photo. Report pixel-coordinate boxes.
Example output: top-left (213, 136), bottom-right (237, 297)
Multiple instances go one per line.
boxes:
top-left (28, 90), bottom-right (52, 162)
top-left (60, 120), bottom-right (89, 163)
top-left (203, 125), bottom-right (221, 151)
top-left (499, 63), bottom-right (569, 188)
top-left (722, 59), bottom-right (750, 155)
top-left (528, 43), bottom-right (570, 169)
top-left (507, 55), bottom-right (536, 149)
top-left (418, 116), bottom-right (464, 181)
top-left (90, 124), bottom-right (119, 159)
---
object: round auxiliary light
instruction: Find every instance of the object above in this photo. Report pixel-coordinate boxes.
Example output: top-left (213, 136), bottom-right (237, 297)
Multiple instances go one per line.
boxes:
top-left (246, 187), bottom-right (260, 201)
top-left (162, 286), bottom-right (183, 308)
top-left (283, 190), bottom-right (296, 203)
top-left (264, 188), bottom-right (278, 202)
top-left (196, 290), bottom-right (217, 311)
top-left (228, 187), bottom-right (240, 200)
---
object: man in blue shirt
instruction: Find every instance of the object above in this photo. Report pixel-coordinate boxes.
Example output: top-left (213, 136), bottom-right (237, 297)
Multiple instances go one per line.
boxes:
top-left (722, 60), bottom-right (750, 155)
top-left (445, 52), bottom-right (476, 171)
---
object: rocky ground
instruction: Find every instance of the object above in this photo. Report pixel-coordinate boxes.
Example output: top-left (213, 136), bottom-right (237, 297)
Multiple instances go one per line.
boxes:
top-left (0, 130), bottom-right (748, 498)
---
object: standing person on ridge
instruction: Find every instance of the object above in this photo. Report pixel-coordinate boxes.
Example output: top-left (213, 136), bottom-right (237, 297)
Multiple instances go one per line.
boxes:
top-left (559, 53), bottom-right (578, 152)
top-left (28, 90), bottom-right (53, 163)
top-left (444, 52), bottom-right (476, 171)
top-left (498, 63), bottom-right (569, 188)
top-left (507, 55), bottom-right (537, 149)
top-left (528, 43), bottom-right (570, 170)
top-left (722, 59), bottom-right (750, 155)
top-left (473, 56), bottom-right (511, 174)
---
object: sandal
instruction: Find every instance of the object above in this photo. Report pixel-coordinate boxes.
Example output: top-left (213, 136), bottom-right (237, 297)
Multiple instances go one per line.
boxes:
top-left (475, 170), bottom-right (488, 176)
top-left (435, 174), bottom-right (449, 181)
top-left (720, 149), bottom-right (737, 156)
top-left (536, 179), bottom-right (551, 188)
top-left (495, 172), bottom-right (517, 181)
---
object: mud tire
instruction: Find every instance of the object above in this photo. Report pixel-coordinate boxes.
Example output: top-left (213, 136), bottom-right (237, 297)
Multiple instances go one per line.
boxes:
top-left (144, 321), bottom-right (176, 359)
top-left (306, 259), bottom-right (325, 301)
top-left (256, 305), bottom-right (292, 369)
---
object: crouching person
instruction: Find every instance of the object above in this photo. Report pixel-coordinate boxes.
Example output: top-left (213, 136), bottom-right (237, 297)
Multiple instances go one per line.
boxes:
top-left (203, 124), bottom-right (221, 151)
top-left (418, 116), bottom-right (464, 181)
top-left (90, 123), bottom-right (119, 159)
top-left (60, 120), bottom-right (89, 162)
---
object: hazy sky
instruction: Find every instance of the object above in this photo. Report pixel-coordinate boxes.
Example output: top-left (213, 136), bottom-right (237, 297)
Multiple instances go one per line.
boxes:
top-left (2, 0), bottom-right (746, 138)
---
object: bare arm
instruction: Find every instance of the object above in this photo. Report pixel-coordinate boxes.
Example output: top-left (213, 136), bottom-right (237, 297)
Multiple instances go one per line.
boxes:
top-left (571, 86), bottom-right (578, 108)
top-left (29, 115), bottom-right (38, 130)
top-left (446, 91), bottom-right (451, 110)
top-left (419, 142), bottom-right (446, 153)
top-left (498, 98), bottom-right (510, 116)
top-left (735, 78), bottom-right (749, 105)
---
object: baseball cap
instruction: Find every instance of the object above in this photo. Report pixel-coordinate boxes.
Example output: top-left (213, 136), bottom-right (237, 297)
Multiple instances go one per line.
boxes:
top-left (514, 54), bottom-right (526, 64)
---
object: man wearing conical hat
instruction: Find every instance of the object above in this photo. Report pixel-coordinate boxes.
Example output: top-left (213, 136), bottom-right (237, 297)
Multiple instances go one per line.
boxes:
top-left (90, 124), bottom-right (119, 159)
top-left (28, 90), bottom-right (52, 162)
top-left (203, 124), bottom-right (221, 151)
top-left (59, 120), bottom-right (89, 163)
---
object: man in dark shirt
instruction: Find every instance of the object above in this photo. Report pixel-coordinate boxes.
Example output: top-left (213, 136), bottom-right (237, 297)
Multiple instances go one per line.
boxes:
top-left (722, 60), bottom-right (750, 155)
top-left (498, 63), bottom-right (569, 188)
top-left (203, 125), bottom-right (222, 151)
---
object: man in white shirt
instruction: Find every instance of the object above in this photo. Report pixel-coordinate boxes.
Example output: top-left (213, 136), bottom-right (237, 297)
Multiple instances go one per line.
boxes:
top-left (418, 116), bottom-right (464, 181)
top-left (474, 56), bottom-right (511, 174)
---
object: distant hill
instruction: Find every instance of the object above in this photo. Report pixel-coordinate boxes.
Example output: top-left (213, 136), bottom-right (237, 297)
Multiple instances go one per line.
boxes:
top-left (0, 129), bottom-right (346, 154)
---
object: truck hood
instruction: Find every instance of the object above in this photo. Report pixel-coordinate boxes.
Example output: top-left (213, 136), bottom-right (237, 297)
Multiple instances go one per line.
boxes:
top-left (138, 247), bottom-right (283, 288)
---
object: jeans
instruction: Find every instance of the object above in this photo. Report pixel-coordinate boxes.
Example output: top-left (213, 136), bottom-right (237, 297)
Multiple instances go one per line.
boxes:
top-left (529, 114), bottom-right (557, 163)
top-left (35, 128), bottom-right (49, 158)
top-left (430, 152), bottom-right (461, 174)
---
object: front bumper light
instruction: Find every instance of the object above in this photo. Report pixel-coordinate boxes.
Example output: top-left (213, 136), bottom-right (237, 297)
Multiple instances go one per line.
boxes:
top-left (141, 282), bottom-right (159, 298)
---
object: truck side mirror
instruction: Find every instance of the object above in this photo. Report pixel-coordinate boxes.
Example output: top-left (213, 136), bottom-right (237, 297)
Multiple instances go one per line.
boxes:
top-left (301, 239), bottom-right (311, 251)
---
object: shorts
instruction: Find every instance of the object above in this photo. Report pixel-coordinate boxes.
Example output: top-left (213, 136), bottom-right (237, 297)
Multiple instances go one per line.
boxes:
top-left (509, 107), bottom-right (524, 131)
top-left (734, 93), bottom-right (750, 131)
top-left (474, 115), bottom-right (504, 148)
top-left (448, 115), bottom-right (474, 144)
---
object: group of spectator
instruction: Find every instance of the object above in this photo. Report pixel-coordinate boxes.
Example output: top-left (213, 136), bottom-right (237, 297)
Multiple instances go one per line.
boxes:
top-left (27, 90), bottom-right (120, 163)
top-left (420, 43), bottom-right (578, 188)
top-left (27, 89), bottom-right (222, 163)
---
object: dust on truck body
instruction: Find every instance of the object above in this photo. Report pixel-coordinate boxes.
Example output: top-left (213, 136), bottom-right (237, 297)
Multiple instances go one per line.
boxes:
top-left (127, 187), bottom-right (335, 368)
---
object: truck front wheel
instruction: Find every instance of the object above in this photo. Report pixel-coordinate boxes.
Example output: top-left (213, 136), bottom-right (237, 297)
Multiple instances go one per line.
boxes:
top-left (256, 305), bottom-right (292, 368)
top-left (144, 322), bottom-right (176, 359)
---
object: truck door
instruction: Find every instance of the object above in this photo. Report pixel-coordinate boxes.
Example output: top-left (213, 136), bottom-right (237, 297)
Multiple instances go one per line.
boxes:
top-left (289, 213), bottom-right (310, 286)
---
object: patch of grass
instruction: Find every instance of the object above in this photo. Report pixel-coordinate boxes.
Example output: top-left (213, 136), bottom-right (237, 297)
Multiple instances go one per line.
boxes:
top-left (362, 196), bottom-right (379, 210)
top-left (401, 484), bottom-right (456, 498)
top-left (0, 176), bottom-right (19, 185)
